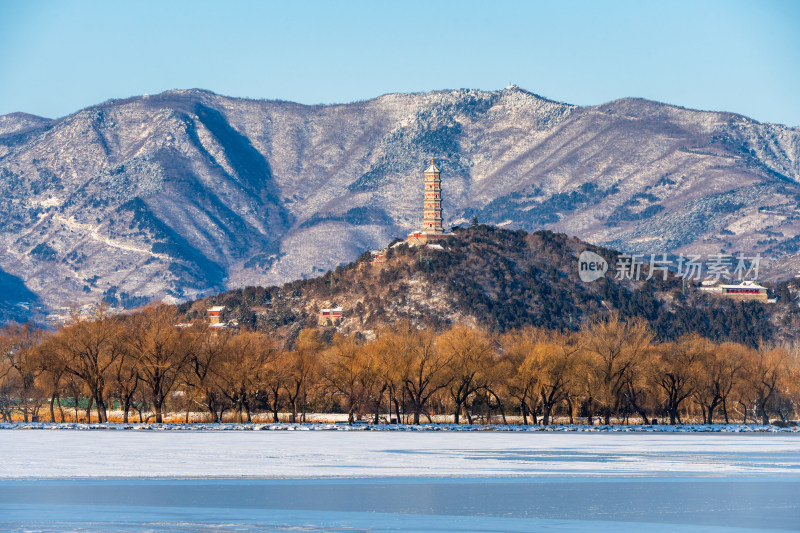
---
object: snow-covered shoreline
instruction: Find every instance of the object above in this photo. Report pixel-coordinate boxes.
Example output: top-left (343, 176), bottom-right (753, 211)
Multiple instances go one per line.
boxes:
top-left (0, 421), bottom-right (797, 432)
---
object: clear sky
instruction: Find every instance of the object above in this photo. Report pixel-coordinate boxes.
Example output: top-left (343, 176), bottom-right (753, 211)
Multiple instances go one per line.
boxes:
top-left (1, 0), bottom-right (799, 125)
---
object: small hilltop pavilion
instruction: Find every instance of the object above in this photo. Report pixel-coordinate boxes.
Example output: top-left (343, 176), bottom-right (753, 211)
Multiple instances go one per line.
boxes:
top-left (407, 159), bottom-right (451, 245)
top-left (700, 280), bottom-right (770, 302)
top-left (318, 307), bottom-right (344, 326)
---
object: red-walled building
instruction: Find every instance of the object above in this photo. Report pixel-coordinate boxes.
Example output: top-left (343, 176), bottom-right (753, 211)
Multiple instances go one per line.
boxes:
top-left (318, 307), bottom-right (343, 326)
top-left (207, 306), bottom-right (225, 324)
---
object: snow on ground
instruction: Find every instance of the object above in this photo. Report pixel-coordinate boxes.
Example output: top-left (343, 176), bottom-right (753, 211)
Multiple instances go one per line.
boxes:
top-left (2, 421), bottom-right (798, 432)
top-left (0, 428), bottom-right (798, 479)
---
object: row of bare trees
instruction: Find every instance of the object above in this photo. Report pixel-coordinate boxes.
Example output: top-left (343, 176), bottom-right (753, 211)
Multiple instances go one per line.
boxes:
top-left (1, 307), bottom-right (798, 425)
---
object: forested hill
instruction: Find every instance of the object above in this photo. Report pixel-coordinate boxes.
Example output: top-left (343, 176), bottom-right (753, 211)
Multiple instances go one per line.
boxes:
top-left (182, 226), bottom-right (800, 347)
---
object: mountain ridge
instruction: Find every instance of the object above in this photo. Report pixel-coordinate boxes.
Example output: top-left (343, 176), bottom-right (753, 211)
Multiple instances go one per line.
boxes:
top-left (1, 86), bottom-right (800, 318)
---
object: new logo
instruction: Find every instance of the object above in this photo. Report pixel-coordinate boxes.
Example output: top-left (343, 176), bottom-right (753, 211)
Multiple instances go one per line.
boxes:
top-left (578, 251), bottom-right (608, 282)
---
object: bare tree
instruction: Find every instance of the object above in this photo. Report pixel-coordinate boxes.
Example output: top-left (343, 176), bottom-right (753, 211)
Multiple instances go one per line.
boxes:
top-left (214, 331), bottom-right (277, 422)
top-left (583, 315), bottom-right (653, 425)
top-left (439, 325), bottom-right (494, 424)
top-left (532, 331), bottom-right (583, 426)
top-left (0, 324), bottom-right (47, 422)
top-left (750, 347), bottom-right (790, 425)
top-left (372, 325), bottom-right (410, 423)
top-left (124, 306), bottom-right (194, 423)
top-left (500, 327), bottom-right (541, 425)
top-left (649, 335), bottom-right (706, 424)
top-left (283, 329), bottom-right (321, 423)
top-left (692, 341), bottom-right (743, 424)
top-left (319, 334), bottom-right (378, 424)
top-left (186, 327), bottom-right (231, 422)
top-left (108, 325), bottom-right (140, 423)
top-left (397, 324), bottom-right (454, 424)
top-left (36, 335), bottom-right (70, 422)
top-left (52, 312), bottom-right (124, 422)
top-left (264, 349), bottom-right (289, 422)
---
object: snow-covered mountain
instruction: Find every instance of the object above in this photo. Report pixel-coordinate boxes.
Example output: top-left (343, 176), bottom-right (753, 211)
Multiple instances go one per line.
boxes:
top-left (1, 87), bottom-right (799, 317)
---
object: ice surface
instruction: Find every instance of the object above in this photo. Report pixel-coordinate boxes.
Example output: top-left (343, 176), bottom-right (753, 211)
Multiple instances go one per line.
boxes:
top-left (1, 427), bottom-right (798, 479)
top-left (1, 428), bottom-right (798, 531)
top-left (0, 478), bottom-right (798, 532)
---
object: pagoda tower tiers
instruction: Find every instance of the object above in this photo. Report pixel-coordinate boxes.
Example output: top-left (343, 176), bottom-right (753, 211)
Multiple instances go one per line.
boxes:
top-left (422, 159), bottom-right (443, 234)
top-left (408, 159), bottom-right (449, 244)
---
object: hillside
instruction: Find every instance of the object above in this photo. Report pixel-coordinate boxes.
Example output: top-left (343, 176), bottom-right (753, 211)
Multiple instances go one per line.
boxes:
top-left (184, 226), bottom-right (797, 347)
top-left (1, 87), bottom-right (800, 318)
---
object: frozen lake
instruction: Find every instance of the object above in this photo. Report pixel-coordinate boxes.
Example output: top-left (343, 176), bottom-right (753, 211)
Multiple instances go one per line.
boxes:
top-left (0, 430), bottom-right (798, 531)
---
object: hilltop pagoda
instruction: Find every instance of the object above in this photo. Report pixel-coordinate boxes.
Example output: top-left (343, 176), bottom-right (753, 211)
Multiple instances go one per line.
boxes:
top-left (407, 159), bottom-right (450, 245)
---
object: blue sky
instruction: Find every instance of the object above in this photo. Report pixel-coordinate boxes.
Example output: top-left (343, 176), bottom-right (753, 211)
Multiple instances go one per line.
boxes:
top-left (1, 0), bottom-right (799, 125)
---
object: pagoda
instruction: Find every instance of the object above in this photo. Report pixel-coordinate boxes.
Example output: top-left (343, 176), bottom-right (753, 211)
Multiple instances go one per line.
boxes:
top-left (407, 159), bottom-right (450, 245)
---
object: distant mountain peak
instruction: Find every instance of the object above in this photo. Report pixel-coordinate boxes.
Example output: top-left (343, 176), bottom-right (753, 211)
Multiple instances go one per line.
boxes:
top-left (0, 112), bottom-right (52, 137)
top-left (1, 87), bottom-right (799, 321)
